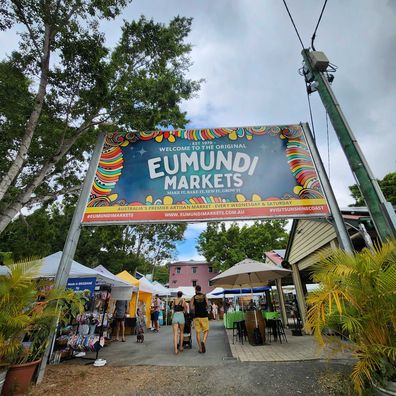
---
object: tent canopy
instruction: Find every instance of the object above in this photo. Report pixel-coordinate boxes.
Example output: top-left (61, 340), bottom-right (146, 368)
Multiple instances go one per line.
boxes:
top-left (212, 286), bottom-right (271, 295)
top-left (117, 271), bottom-right (154, 294)
top-left (168, 286), bottom-right (196, 298)
top-left (116, 271), bottom-right (153, 326)
top-left (116, 270), bottom-right (139, 287)
top-left (94, 265), bottom-right (137, 299)
top-left (34, 252), bottom-right (132, 289)
top-left (41, 252), bottom-right (98, 278)
top-left (206, 287), bottom-right (224, 299)
top-left (152, 281), bottom-right (171, 296)
top-left (139, 276), bottom-right (154, 294)
top-left (94, 265), bottom-right (138, 291)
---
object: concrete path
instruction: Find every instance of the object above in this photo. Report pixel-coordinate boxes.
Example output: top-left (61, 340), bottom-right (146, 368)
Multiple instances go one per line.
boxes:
top-left (58, 321), bottom-right (355, 395)
top-left (76, 320), bottom-right (233, 367)
top-left (72, 320), bottom-right (352, 366)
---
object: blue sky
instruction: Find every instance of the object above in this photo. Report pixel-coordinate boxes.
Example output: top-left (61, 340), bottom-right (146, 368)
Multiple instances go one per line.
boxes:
top-left (176, 223), bottom-right (207, 261)
top-left (1, 1), bottom-right (395, 261)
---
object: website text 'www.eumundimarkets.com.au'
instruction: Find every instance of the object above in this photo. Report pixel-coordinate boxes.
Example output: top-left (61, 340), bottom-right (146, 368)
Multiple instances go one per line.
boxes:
top-left (164, 209), bottom-right (245, 217)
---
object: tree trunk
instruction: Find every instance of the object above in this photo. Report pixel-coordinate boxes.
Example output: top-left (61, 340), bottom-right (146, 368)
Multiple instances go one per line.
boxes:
top-left (0, 118), bottom-right (94, 234)
top-left (0, 25), bottom-right (51, 202)
top-left (0, 202), bottom-right (21, 234)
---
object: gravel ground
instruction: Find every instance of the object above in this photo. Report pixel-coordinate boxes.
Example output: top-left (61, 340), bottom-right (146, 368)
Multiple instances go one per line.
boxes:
top-left (29, 360), bottom-right (353, 396)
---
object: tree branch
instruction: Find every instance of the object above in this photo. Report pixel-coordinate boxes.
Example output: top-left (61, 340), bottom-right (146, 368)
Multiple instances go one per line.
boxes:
top-left (12, 1), bottom-right (42, 58)
top-left (26, 184), bottom-right (82, 207)
top-left (0, 22), bottom-right (52, 203)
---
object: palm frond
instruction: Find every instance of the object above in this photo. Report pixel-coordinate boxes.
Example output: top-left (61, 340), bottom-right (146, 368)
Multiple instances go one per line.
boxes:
top-left (306, 242), bottom-right (396, 394)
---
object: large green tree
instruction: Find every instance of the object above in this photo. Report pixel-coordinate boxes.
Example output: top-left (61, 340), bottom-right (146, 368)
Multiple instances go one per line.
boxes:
top-left (0, 1), bottom-right (200, 234)
top-left (197, 220), bottom-right (288, 271)
top-left (0, 202), bottom-right (186, 275)
top-left (349, 171), bottom-right (396, 207)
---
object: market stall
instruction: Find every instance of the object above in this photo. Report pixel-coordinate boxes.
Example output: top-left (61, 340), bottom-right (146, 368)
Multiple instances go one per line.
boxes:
top-left (34, 252), bottom-right (134, 364)
top-left (116, 271), bottom-right (154, 327)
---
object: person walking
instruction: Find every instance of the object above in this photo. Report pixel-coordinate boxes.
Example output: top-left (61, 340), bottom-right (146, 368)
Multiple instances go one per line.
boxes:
top-left (152, 294), bottom-right (161, 332)
top-left (212, 302), bottom-right (218, 320)
top-left (190, 285), bottom-right (209, 353)
top-left (172, 291), bottom-right (187, 354)
top-left (113, 300), bottom-right (129, 342)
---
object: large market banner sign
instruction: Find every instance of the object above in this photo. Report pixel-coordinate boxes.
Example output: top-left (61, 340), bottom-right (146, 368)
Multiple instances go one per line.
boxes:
top-left (82, 124), bottom-right (330, 224)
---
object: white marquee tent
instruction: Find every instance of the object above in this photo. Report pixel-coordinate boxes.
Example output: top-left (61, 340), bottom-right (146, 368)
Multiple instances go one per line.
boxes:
top-left (152, 281), bottom-right (171, 296)
top-left (168, 286), bottom-right (196, 298)
top-left (138, 275), bottom-right (155, 294)
top-left (38, 252), bottom-right (134, 292)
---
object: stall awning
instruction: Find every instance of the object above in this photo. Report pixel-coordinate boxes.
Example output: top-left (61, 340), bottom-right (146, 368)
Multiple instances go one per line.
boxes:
top-left (212, 286), bottom-right (271, 295)
top-left (152, 281), bottom-right (171, 296)
top-left (94, 265), bottom-right (137, 299)
top-left (117, 271), bottom-right (154, 294)
top-left (138, 276), bottom-right (154, 294)
top-left (168, 286), bottom-right (196, 298)
top-left (35, 252), bottom-right (134, 290)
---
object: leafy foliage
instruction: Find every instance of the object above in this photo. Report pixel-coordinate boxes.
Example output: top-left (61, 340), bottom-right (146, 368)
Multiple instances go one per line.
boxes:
top-left (0, 202), bottom-right (185, 277)
top-left (0, 1), bottom-right (201, 234)
top-left (0, 258), bottom-right (84, 365)
top-left (305, 242), bottom-right (396, 394)
top-left (196, 220), bottom-right (288, 271)
top-left (349, 171), bottom-right (396, 206)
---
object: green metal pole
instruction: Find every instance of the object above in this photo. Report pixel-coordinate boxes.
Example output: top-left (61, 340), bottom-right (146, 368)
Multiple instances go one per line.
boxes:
top-left (301, 49), bottom-right (396, 242)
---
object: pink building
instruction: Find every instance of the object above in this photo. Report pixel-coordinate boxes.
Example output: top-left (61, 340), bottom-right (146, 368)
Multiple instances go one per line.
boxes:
top-left (168, 260), bottom-right (219, 294)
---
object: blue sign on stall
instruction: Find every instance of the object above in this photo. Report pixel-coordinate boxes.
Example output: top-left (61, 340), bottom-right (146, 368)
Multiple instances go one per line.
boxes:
top-left (67, 277), bottom-right (96, 295)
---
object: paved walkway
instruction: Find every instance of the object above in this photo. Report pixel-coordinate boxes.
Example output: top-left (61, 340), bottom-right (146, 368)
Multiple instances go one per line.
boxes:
top-left (56, 321), bottom-right (355, 395)
top-left (226, 328), bottom-right (353, 362)
top-left (72, 320), bottom-right (352, 367)
top-left (73, 320), bottom-right (233, 367)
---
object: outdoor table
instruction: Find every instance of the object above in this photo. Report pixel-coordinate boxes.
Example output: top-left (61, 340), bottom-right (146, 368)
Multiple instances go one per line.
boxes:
top-left (262, 311), bottom-right (279, 320)
top-left (223, 311), bottom-right (245, 329)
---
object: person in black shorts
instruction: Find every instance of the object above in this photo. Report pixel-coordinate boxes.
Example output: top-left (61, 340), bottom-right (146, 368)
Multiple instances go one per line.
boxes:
top-left (114, 300), bottom-right (128, 342)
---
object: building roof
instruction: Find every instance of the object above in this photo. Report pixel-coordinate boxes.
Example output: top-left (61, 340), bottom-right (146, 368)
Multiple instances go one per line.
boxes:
top-left (170, 260), bottom-right (209, 266)
top-left (264, 250), bottom-right (286, 266)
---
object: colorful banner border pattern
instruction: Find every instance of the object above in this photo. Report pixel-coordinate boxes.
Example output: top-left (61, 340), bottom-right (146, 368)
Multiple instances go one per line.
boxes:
top-left (83, 125), bottom-right (330, 223)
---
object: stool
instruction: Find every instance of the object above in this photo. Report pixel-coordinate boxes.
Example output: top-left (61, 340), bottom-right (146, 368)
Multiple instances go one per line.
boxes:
top-left (232, 320), bottom-right (247, 344)
top-left (265, 319), bottom-right (276, 343)
top-left (266, 319), bottom-right (288, 343)
top-left (275, 319), bottom-right (288, 343)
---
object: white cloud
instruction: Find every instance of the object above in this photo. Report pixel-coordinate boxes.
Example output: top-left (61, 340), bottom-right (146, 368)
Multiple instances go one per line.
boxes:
top-left (177, 252), bottom-right (205, 262)
top-left (183, 222), bottom-right (207, 239)
top-left (2, 0), bottom-right (395, 259)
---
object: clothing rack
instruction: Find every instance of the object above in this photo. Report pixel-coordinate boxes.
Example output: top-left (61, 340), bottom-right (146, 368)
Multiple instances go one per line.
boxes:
top-left (52, 289), bottom-right (109, 364)
top-left (79, 297), bottom-right (108, 364)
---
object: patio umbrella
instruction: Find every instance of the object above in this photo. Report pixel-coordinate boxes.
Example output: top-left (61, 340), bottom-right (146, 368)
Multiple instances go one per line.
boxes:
top-left (211, 258), bottom-right (291, 345)
top-left (210, 258), bottom-right (291, 288)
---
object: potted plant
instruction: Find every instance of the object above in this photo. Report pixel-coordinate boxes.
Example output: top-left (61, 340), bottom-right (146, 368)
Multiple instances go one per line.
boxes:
top-left (305, 242), bottom-right (396, 395)
top-left (0, 258), bottom-right (84, 395)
